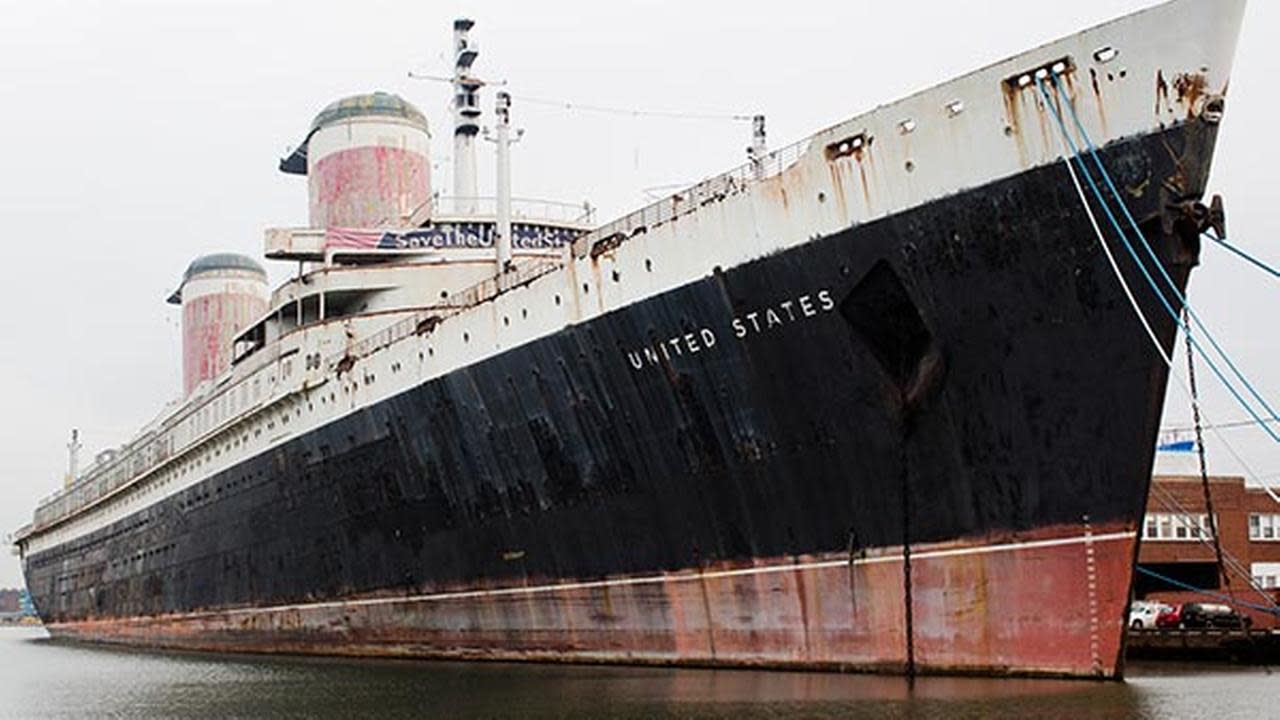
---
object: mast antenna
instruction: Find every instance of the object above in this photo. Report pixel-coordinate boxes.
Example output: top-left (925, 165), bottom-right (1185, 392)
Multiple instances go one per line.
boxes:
top-left (486, 91), bottom-right (523, 273)
top-left (747, 114), bottom-right (768, 179)
top-left (65, 428), bottom-right (81, 489)
top-left (451, 19), bottom-right (482, 214)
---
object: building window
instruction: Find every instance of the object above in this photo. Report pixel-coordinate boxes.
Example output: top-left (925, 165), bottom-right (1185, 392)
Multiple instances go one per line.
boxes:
top-left (1252, 562), bottom-right (1280, 589)
top-left (1142, 512), bottom-right (1212, 542)
top-left (1249, 513), bottom-right (1280, 541)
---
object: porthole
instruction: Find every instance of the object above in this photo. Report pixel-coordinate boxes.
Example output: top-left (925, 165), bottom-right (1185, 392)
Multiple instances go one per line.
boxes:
top-left (463, 332), bottom-right (470, 343)
top-left (1093, 46), bottom-right (1119, 64)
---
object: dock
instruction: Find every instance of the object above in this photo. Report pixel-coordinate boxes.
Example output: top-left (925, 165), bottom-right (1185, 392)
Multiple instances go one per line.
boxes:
top-left (1127, 628), bottom-right (1280, 664)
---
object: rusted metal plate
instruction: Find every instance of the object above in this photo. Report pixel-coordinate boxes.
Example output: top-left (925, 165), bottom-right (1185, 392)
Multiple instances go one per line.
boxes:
top-left (46, 523), bottom-right (1135, 678)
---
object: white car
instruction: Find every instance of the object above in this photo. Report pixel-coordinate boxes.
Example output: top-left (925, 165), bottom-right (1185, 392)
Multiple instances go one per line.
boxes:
top-left (1128, 601), bottom-right (1167, 629)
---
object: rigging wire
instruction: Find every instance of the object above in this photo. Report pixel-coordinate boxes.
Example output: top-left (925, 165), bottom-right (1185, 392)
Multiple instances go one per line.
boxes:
top-left (1183, 308), bottom-right (1235, 604)
top-left (407, 71), bottom-right (753, 122)
top-left (1035, 76), bottom-right (1280, 507)
top-left (1048, 73), bottom-right (1280, 438)
top-left (1162, 417), bottom-right (1280, 435)
top-left (1148, 483), bottom-right (1279, 611)
top-left (1135, 566), bottom-right (1280, 617)
top-left (512, 94), bottom-right (754, 122)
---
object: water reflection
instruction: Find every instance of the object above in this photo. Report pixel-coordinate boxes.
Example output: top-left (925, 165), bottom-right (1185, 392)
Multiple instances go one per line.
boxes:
top-left (3, 627), bottom-right (1271, 719)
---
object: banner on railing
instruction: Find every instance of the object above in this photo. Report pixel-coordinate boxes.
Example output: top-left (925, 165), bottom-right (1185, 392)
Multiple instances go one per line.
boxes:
top-left (326, 222), bottom-right (583, 252)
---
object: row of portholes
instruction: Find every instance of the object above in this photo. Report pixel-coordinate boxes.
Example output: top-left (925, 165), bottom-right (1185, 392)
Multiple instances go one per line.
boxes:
top-left (38, 376), bottom-right (345, 555)
top-left (447, 257), bottom-right (658, 346)
top-left (54, 394), bottom-right (310, 544)
top-left (32, 510), bottom-right (155, 569)
top-left (42, 247), bottom-right (670, 544)
top-left (189, 267), bottom-right (628, 497)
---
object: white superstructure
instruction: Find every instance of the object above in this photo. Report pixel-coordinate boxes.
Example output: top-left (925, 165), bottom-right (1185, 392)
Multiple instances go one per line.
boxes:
top-left (16, 0), bottom-right (1242, 562)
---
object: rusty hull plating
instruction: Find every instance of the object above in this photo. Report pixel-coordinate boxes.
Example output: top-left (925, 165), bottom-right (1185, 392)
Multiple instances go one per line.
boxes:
top-left (16, 0), bottom-right (1246, 681)
top-left (29, 119), bottom-right (1216, 678)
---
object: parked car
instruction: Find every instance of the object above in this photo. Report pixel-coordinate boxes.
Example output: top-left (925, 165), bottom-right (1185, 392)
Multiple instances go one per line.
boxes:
top-left (1155, 603), bottom-right (1184, 629)
top-left (1128, 601), bottom-right (1169, 629)
top-left (1180, 602), bottom-right (1253, 630)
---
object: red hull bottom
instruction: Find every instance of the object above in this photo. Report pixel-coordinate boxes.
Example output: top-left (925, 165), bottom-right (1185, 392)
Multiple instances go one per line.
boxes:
top-left (48, 523), bottom-right (1137, 678)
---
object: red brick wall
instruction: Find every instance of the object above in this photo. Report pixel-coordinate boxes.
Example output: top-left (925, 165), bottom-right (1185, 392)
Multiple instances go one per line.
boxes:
top-left (1140, 475), bottom-right (1280, 629)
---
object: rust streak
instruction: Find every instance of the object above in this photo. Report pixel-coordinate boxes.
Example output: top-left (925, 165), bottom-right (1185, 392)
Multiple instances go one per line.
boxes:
top-left (1172, 72), bottom-right (1209, 119)
top-left (1155, 70), bottom-right (1170, 117)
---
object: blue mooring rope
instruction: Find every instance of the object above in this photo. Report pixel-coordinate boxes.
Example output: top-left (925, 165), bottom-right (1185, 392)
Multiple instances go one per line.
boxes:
top-left (1035, 75), bottom-right (1280, 445)
top-left (1135, 566), bottom-right (1280, 617)
top-left (1206, 232), bottom-right (1280, 280)
top-left (1046, 73), bottom-right (1280, 435)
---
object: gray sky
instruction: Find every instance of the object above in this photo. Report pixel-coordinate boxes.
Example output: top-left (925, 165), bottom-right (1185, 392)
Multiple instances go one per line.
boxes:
top-left (2, 0), bottom-right (1277, 588)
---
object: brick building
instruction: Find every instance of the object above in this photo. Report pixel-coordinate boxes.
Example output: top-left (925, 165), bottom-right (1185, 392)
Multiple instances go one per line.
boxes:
top-left (1137, 475), bottom-right (1280, 629)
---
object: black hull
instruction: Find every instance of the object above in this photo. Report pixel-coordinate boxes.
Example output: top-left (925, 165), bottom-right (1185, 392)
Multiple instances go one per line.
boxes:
top-left (28, 120), bottom-right (1214, 651)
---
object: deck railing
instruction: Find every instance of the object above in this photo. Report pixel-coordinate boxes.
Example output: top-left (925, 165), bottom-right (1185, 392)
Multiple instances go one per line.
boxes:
top-left (432, 196), bottom-right (597, 225)
top-left (577, 136), bottom-right (810, 252)
top-left (30, 135), bottom-right (814, 533)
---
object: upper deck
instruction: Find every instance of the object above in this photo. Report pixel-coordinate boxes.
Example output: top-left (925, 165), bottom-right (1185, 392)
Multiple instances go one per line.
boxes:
top-left (265, 198), bottom-right (595, 262)
top-left (18, 0), bottom-right (1243, 552)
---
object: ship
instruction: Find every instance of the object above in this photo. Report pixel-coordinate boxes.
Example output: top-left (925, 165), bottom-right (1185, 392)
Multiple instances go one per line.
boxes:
top-left (10, 0), bottom-right (1246, 678)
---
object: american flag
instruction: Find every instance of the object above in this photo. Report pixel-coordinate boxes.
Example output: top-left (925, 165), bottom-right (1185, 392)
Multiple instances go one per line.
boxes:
top-left (324, 227), bottom-right (396, 250)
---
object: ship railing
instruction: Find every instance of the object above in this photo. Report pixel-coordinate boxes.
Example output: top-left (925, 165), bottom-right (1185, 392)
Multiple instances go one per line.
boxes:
top-left (32, 344), bottom-right (288, 530)
top-left (432, 196), bottom-right (597, 226)
top-left (573, 136), bottom-right (810, 254)
top-left (27, 139), bottom-right (811, 533)
top-left (327, 257), bottom-right (566, 369)
top-left (319, 141), bottom-right (812, 368)
top-left (340, 310), bottom-right (447, 364)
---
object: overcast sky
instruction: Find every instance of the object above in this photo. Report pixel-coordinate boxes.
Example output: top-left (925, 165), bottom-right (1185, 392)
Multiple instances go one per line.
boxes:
top-left (2, 0), bottom-right (1277, 588)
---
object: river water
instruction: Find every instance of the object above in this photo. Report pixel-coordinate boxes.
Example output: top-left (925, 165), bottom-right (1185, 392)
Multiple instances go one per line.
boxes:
top-left (0, 626), bottom-right (1273, 719)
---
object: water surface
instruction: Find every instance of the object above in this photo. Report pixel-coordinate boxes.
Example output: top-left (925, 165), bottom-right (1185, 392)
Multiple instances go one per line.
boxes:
top-left (0, 626), bottom-right (1273, 719)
